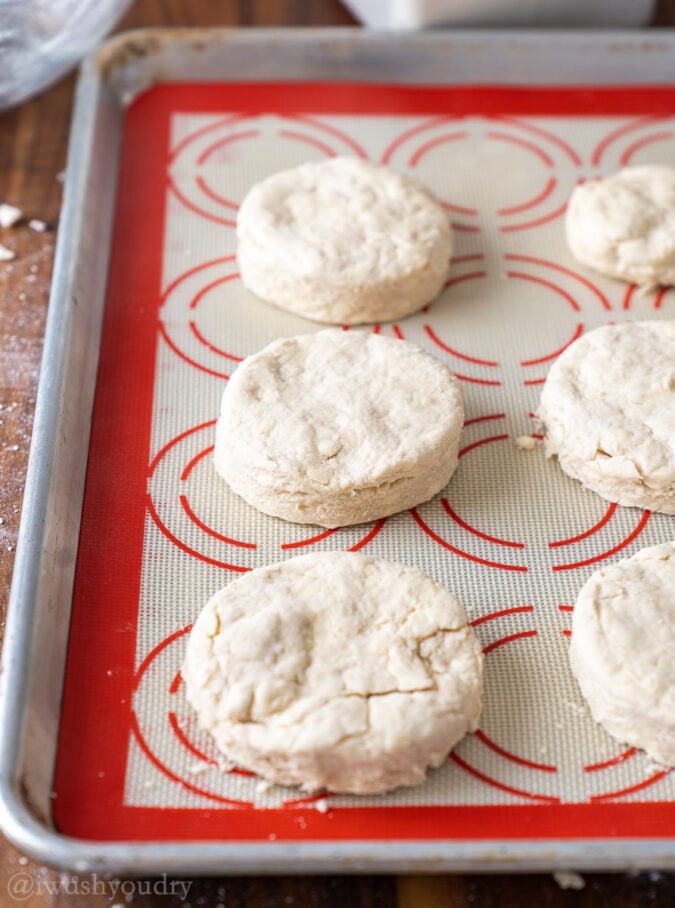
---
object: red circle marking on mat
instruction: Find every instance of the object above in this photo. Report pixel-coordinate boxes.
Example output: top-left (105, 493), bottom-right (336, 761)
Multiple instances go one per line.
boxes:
top-left (506, 271), bottom-right (580, 313)
top-left (380, 114), bottom-right (454, 165)
top-left (169, 113), bottom-right (252, 163)
top-left (180, 444), bottom-right (214, 481)
top-left (474, 729), bottom-right (557, 773)
top-left (277, 129), bottom-right (338, 157)
top-left (180, 495), bottom-right (257, 550)
top-left (443, 270), bottom-right (489, 290)
top-left (283, 113), bottom-right (368, 159)
top-left (410, 508), bottom-right (528, 573)
top-left (655, 287), bottom-right (669, 309)
top-left (504, 255), bottom-right (611, 312)
top-left (188, 273), bottom-right (240, 310)
top-left (486, 131), bottom-right (554, 167)
top-left (548, 502), bottom-right (617, 549)
top-left (459, 434), bottom-right (510, 458)
top-left (451, 254), bottom-right (485, 265)
top-left (197, 129), bottom-right (261, 166)
top-left (498, 176), bottom-right (557, 217)
top-left (189, 321), bottom-right (243, 362)
top-left (149, 420), bottom-right (217, 476)
top-left (147, 494), bottom-right (251, 573)
top-left (159, 322), bottom-right (231, 380)
top-left (440, 199), bottom-right (481, 217)
top-left (279, 518), bottom-right (386, 553)
top-left (449, 751), bottom-right (559, 804)
top-left (168, 176), bottom-right (238, 228)
top-left (281, 528), bottom-right (338, 550)
top-left (499, 201), bottom-right (569, 233)
top-left (444, 372), bottom-right (499, 388)
top-left (160, 256), bottom-right (237, 304)
top-left (488, 115), bottom-right (582, 165)
top-left (585, 748), bottom-right (638, 773)
top-left (131, 712), bottom-right (253, 808)
top-left (463, 413), bottom-right (506, 427)
top-left (589, 769), bottom-right (671, 803)
top-left (194, 175), bottom-right (240, 210)
top-left (424, 324), bottom-right (498, 368)
top-left (281, 791), bottom-right (336, 809)
top-left (470, 605), bottom-right (534, 627)
top-left (168, 711), bottom-right (255, 779)
top-left (520, 323), bottom-right (583, 368)
top-left (552, 510), bottom-right (650, 572)
top-left (623, 284), bottom-right (671, 311)
top-left (441, 499), bottom-right (525, 549)
top-left (151, 431), bottom-right (257, 554)
top-left (453, 223), bottom-right (481, 234)
top-left (482, 630), bottom-right (538, 655)
top-left (591, 114), bottom-right (669, 166)
top-left (619, 129), bottom-right (675, 166)
top-left (168, 712), bottom-right (220, 768)
top-left (133, 624), bottom-right (193, 692)
top-left (623, 285), bottom-right (638, 310)
top-left (408, 131), bottom-right (469, 168)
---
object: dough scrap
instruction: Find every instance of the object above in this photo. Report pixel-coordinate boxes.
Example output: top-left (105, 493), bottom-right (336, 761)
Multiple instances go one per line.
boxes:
top-left (569, 541), bottom-right (675, 767)
top-left (183, 551), bottom-right (483, 793)
top-left (236, 156), bottom-right (452, 324)
top-left (214, 329), bottom-right (464, 527)
top-left (538, 321), bottom-right (675, 513)
top-left (565, 165), bottom-right (675, 288)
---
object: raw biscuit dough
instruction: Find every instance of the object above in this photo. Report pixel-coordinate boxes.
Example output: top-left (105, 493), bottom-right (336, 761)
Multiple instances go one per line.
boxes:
top-left (569, 541), bottom-right (675, 767)
top-left (182, 551), bottom-right (484, 793)
top-left (236, 156), bottom-right (453, 325)
top-left (565, 165), bottom-right (675, 288)
top-left (214, 329), bottom-right (464, 527)
top-left (538, 321), bottom-right (675, 514)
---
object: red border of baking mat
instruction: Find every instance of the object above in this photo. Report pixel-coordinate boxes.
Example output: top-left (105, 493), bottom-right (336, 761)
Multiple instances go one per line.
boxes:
top-left (53, 83), bottom-right (675, 842)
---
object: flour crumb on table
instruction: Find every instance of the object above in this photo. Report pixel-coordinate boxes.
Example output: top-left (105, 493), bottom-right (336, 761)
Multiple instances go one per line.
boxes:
top-left (0, 203), bottom-right (22, 227)
top-left (553, 870), bottom-right (586, 890)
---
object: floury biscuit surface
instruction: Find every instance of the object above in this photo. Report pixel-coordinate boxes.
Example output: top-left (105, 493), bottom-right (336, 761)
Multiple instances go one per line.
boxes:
top-left (569, 542), bottom-right (675, 767)
top-left (214, 329), bottom-right (464, 527)
top-left (538, 321), bottom-right (675, 514)
top-left (182, 552), bottom-right (483, 794)
top-left (565, 165), bottom-right (675, 288)
top-left (236, 156), bottom-right (452, 325)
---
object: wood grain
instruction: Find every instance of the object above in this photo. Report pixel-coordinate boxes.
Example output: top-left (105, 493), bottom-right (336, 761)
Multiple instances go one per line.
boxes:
top-left (0, 1), bottom-right (674, 904)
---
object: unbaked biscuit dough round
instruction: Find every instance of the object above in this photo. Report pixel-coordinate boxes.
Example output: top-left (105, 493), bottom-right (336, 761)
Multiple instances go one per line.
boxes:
top-left (538, 321), bottom-right (675, 514)
top-left (569, 541), bottom-right (675, 767)
top-left (182, 551), bottom-right (484, 794)
top-left (236, 156), bottom-right (453, 325)
top-left (565, 165), bottom-right (675, 288)
top-left (214, 329), bottom-right (464, 527)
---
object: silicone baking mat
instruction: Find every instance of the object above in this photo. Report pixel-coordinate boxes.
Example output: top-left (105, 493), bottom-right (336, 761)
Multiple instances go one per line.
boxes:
top-left (53, 83), bottom-right (675, 842)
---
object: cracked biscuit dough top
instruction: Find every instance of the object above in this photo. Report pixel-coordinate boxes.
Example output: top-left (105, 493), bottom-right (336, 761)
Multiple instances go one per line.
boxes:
top-left (183, 552), bottom-right (483, 793)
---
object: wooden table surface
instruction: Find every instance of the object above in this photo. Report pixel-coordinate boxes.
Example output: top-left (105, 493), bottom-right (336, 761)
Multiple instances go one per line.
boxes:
top-left (1, 1), bottom-right (674, 904)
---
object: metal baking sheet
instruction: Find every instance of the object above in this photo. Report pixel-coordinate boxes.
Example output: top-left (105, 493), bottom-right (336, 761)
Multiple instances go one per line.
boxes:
top-left (0, 28), bottom-right (674, 875)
